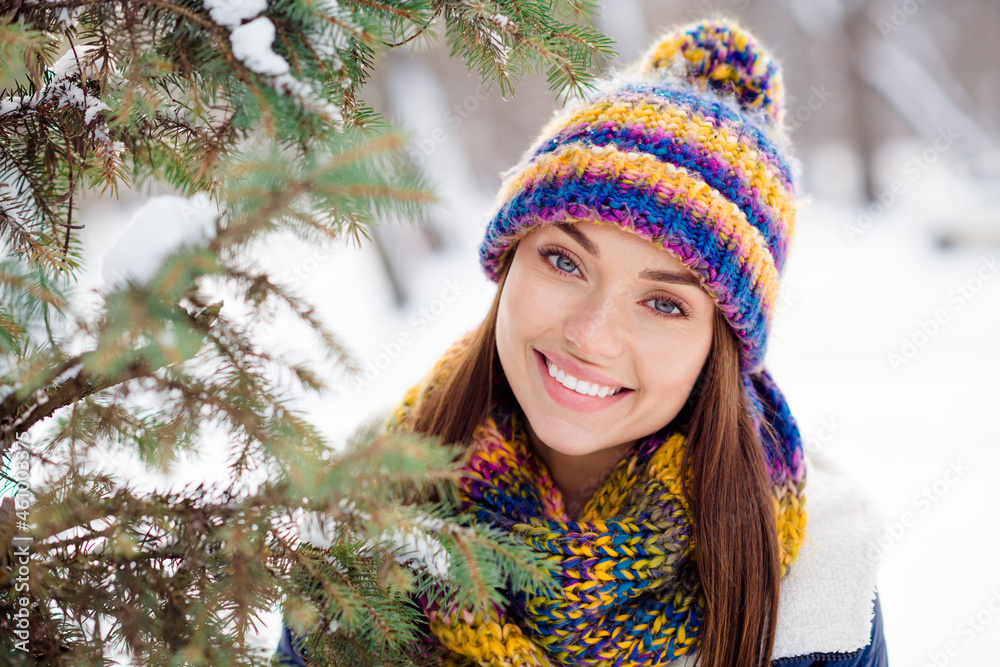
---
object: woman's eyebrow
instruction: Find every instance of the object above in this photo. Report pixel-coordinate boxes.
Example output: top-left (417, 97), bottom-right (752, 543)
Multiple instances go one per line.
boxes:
top-left (555, 224), bottom-right (600, 257)
top-left (639, 268), bottom-right (702, 287)
top-left (555, 224), bottom-right (701, 287)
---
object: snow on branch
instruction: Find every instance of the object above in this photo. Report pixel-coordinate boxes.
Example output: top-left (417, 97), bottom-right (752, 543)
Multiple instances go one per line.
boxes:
top-left (298, 499), bottom-right (452, 580)
top-left (0, 45), bottom-right (127, 174)
top-left (205, 0), bottom-right (344, 124)
top-left (21, 0), bottom-right (82, 30)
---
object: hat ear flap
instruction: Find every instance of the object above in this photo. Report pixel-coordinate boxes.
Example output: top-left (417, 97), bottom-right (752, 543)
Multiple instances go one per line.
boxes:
top-left (638, 19), bottom-right (786, 126)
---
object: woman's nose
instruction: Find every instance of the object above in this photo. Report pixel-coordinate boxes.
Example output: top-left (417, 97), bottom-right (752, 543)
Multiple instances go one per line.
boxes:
top-left (562, 289), bottom-right (625, 358)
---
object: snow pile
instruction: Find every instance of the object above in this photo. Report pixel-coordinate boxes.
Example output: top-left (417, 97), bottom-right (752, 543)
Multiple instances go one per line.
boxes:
top-left (491, 13), bottom-right (513, 30)
top-left (47, 47), bottom-right (126, 161)
top-left (1, 45), bottom-right (118, 129)
top-left (230, 18), bottom-right (291, 76)
top-left (380, 524), bottom-right (451, 580)
top-left (48, 44), bottom-right (116, 82)
top-left (42, 46), bottom-right (120, 156)
top-left (204, 0), bottom-right (266, 28)
top-left (203, 0), bottom-right (342, 123)
top-left (1, 45), bottom-right (125, 227)
top-left (298, 500), bottom-right (451, 580)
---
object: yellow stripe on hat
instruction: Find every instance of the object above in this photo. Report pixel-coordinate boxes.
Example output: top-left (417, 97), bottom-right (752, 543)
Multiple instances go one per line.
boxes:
top-left (518, 97), bottom-right (796, 240)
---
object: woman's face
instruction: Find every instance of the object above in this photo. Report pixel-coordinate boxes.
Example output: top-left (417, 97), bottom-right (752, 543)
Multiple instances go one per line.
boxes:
top-left (496, 220), bottom-right (716, 457)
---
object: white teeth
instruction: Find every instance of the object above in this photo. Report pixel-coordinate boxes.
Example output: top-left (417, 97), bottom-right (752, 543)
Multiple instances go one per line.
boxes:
top-left (544, 358), bottom-right (621, 398)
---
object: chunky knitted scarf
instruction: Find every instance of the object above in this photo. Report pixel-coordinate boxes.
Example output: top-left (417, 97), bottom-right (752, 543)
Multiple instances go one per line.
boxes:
top-left (390, 340), bottom-right (807, 667)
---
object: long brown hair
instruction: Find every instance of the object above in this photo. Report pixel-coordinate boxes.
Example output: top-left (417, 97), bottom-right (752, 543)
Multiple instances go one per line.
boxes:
top-left (411, 253), bottom-right (780, 667)
top-left (682, 311), bottom-right (780, 667)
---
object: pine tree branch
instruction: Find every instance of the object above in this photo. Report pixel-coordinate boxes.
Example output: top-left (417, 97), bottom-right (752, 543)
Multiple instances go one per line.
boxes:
top-left (347, 0), bottom-right (425, 22)
top-left (382, 6), bottom-right (442, 47)
top-left (0, 301), bottom-right (221, 450)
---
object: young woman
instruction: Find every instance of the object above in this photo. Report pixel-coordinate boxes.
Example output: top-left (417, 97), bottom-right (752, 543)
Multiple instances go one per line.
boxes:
top-left (278, 18), bottom-right (888, 667)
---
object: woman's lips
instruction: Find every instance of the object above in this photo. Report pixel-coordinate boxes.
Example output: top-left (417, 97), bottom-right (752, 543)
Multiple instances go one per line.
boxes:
top-left (541, 349), bottom-right (627, 390)
top-left (533, 350), bottom-right (632, 414)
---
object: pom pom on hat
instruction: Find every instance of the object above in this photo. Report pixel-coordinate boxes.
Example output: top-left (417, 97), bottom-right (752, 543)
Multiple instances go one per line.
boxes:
top-left (636, 19), bottom-right (786, 125)
top-left (478, 18), bottom-right (798, 372)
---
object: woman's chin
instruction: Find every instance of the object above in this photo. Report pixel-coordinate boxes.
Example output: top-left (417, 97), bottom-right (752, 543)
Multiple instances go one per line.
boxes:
top-left (523, 415), bottom-right (613, 457)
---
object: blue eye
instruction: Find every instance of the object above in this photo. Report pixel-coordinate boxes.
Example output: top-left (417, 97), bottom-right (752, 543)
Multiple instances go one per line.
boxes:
top-left (553, 255), bottom-right (577, 273)
top-left (645, 298), bottom-right (688, 318)
top-left (652, 299), bottom-right (678, 314)
top-left (539, 247), bottom-right (582, 276)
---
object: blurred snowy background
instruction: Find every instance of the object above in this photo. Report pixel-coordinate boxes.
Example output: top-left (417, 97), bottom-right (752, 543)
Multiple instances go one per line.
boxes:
top-left (69, 0), bottom-right (1000, 663)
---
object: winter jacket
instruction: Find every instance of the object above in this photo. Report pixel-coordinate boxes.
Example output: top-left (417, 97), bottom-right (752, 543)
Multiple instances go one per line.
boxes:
top-left (275, 599), bottom-right (886, 667)
top-left (772, 592), bottom-right (887, 666)
top-left (274, 453), bottom-right (888, 666)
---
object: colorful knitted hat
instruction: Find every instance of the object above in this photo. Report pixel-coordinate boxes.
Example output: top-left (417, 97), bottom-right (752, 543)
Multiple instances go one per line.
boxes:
top-left (479, 18), bottom-right (798, 372)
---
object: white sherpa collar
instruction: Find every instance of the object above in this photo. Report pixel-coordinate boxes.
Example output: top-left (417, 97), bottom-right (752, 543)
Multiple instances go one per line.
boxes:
top-left (771, 452), bottom-right (884, 659)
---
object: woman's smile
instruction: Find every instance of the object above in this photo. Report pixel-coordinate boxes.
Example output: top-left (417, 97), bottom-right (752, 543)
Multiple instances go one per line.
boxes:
top-left (534, 349), bottom-right (633, 414)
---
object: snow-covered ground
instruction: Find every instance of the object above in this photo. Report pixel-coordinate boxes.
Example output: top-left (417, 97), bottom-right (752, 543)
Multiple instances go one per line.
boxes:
top-left (64, 133), bottom-right (1000, 665)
